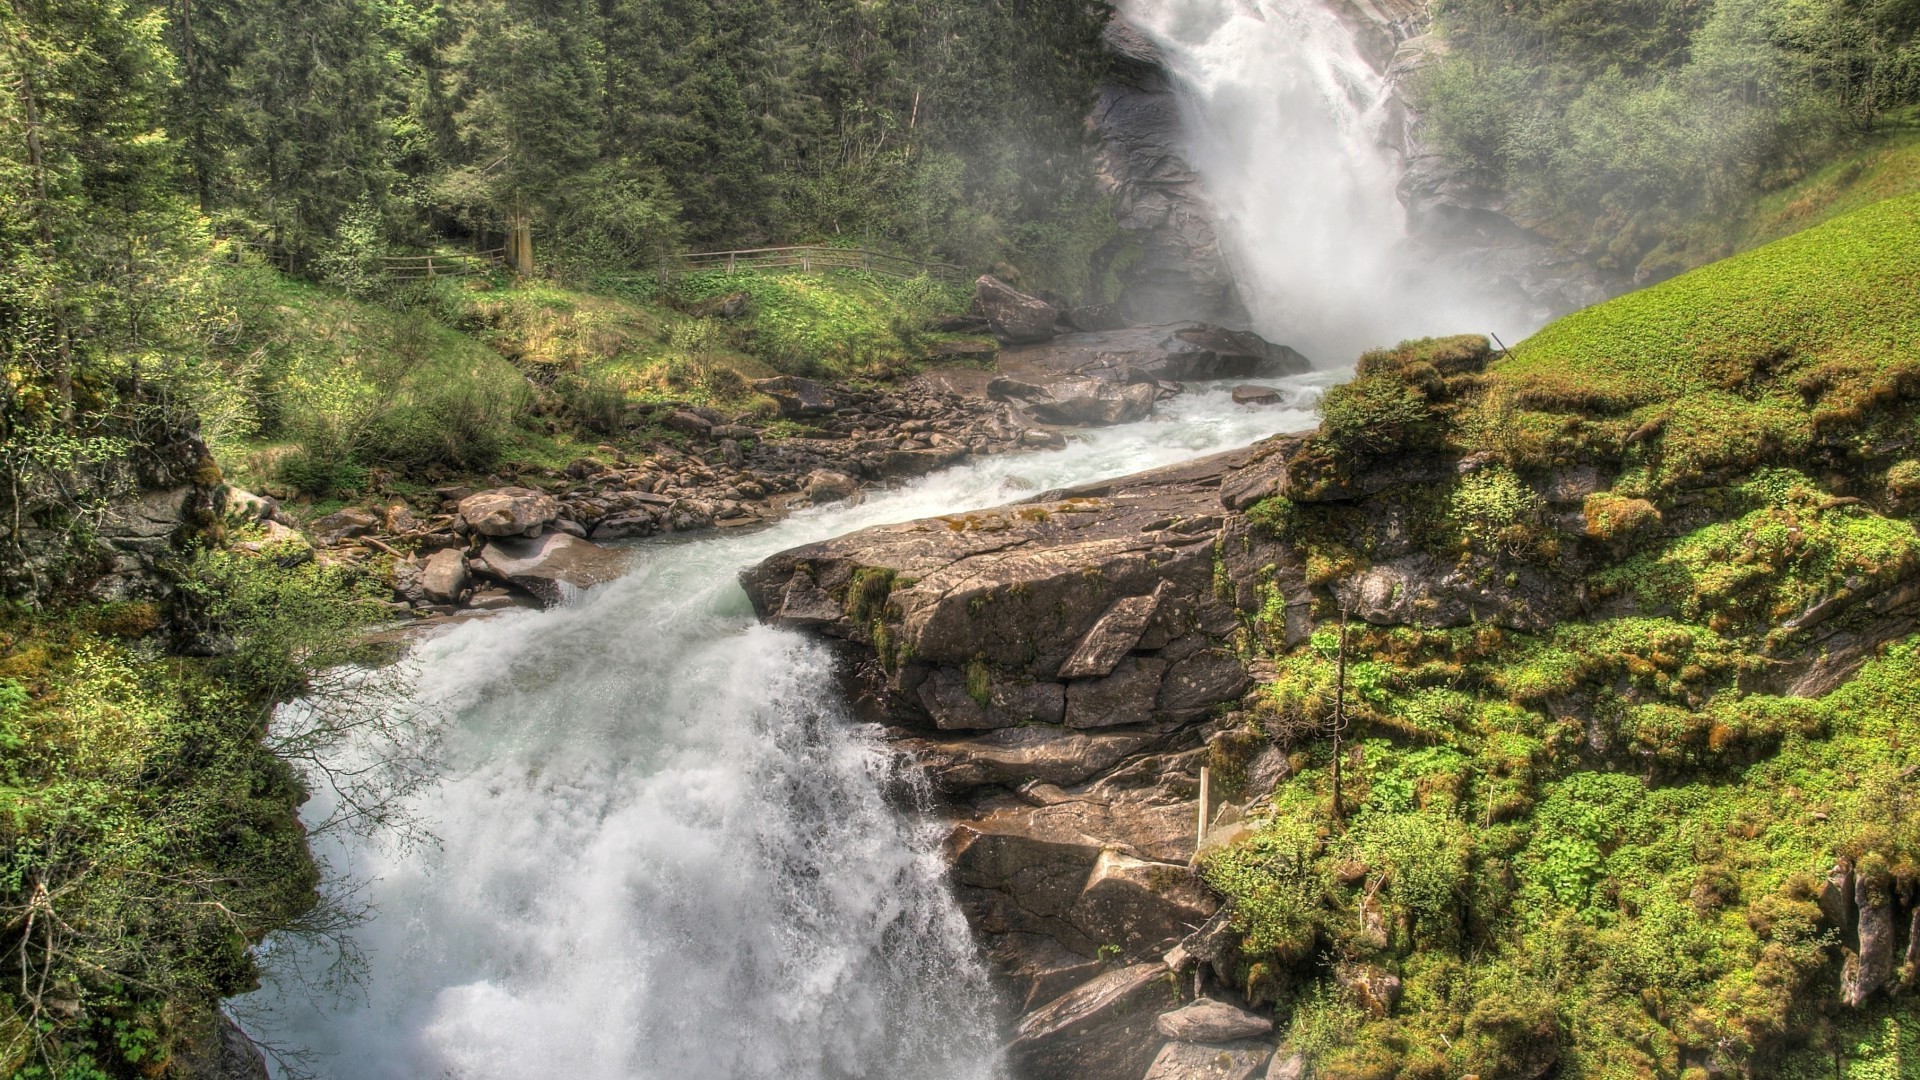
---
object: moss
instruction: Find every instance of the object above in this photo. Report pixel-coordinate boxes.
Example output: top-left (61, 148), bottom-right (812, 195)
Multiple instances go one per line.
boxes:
top-left (964, 657), bottom-right (992, 707)
top-left (843, 566), bottom-right (897, 627)
top-left (1582, 491), bottom-right (1662, 543)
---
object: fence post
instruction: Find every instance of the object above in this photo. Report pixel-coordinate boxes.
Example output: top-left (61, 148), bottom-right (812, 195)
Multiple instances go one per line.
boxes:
top-left (727, 252), bottom-right (735, 275)
top-left (802, 252), bottom-right (810, 273)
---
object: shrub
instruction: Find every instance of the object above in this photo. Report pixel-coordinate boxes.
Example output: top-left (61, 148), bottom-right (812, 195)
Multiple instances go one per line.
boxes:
top-left (1319, 374), bottom-right (1439, 455)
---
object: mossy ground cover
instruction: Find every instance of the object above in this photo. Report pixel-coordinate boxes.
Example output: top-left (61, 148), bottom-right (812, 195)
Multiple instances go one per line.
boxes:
top-left (1211, 196), bottom-right (1920, 1077)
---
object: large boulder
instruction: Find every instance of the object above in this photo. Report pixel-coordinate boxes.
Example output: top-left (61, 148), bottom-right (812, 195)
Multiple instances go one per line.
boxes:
top-left (991, 374), bottom-right (1158, 426)
top-left (1001, 324), bottom-right (1310, 387)
top-left (420, 548), bottom-right (471, 605)
top-left (972, 275), bottom-right (1060, 345)
top-left (477, 533), bottom-right (629, 606)
top-left (459, 487), bottom-right (560, 539)
top-left (897, 726), bottom-right (1158, 790)
top-left (753, 376), bottom-right (837, 418)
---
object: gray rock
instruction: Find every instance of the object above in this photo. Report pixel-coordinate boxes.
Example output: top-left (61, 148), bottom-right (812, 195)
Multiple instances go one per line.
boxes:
top-left (663, 409), bottom-right (713, 436)
top-left (459, 487), bottom-right (560, 539)
top-left (1158, 647), bottom-right (1253, 718)
top-left (590, 509), bottom-right (660, 541)
top-left (1059, 585), bottom-right (1169, 678)
top-left (1067, 304), bottom-right (1129, 333)
top-left (1008, 962), bottom-right (1173, 1080)
top-left (918, 667), bottom-right (1067, 730)
top-left (1074, 851), bottom-right (1217, 957)
top-left (754, 376), bottom-right (838, 418)
top-left (973, 275), bottom-right (1059, 345)
top-left (901, 726), bottom-right (1156, 790)
top-left (1143, 1040), bottom-right (1272, 1080)
top-left (420, 548), bottom-right (471, 605)
top-left (1066, 657), bottom-right (1168, 728)
top-left (1155, 998), bottom-right (1275, 1042)
top-left (478, 533), bottom-right (629, 607)
top-left (803, 469), bottom-right (860, 505)
top-left (993, 374), bottom-right (1158, 427)
top-left (1845, 870), bottom-right (1896, 1006)
top-left (1000, 325), bottom-right (1309, 387)
top-left (1266, 1051), bottom-right (1306, 1080)
top-left (1232, 385), bottom-right (1282, 406)
top-left (309, 506), bottom-right (378, 543)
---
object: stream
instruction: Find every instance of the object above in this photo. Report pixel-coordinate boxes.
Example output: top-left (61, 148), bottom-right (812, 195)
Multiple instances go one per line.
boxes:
top-left (241, 378), bottom-right (1329, 1079)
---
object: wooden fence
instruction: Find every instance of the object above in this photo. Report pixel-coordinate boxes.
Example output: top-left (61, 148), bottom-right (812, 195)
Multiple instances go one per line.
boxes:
top-left (381, 249), bottom-right (507, 281)
top-left (671, 245), bottom-right (967, 285)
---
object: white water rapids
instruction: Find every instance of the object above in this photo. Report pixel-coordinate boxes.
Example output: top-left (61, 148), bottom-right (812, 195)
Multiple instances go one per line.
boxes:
top-left (241, 379), bottom-right (1329, 1079)
top-left (1120, 0), bottom-right (1538, 360)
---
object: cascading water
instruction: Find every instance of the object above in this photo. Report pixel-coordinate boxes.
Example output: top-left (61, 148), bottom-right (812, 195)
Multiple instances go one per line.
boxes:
top-left (1119, 0), bottom-right (1537, 361)
top-left (240, 379), bottom-right (1330, 1079)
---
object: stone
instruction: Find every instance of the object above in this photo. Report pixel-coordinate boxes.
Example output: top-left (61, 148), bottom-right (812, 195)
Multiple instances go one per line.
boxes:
top-left (1073, 851), bottom-right (1217, 956)
top-left (590, 510), bottom-right (661, 541)
top-left (309, 506), bottom-right (378, 543)
top-left (802, 469), bottom-right (860, 505)
top-left (222, 488), bottom-right (275, 522)
top-left (1067, 304), bottom-right (1130, 333)
top-left (1058, 585), bottom-right (1168, 678)
top-left (1266, 1052), bottom-right (1307, 1080)
top-left (477, 533), bottom-right (630, 607)
top-left (1065, 657), bottom-right (1168, 728)
top-left (1142, 1040), bottom-right (1272, 1080)
top-left (420, 548), bottom-right (471, 605)
top-left (1154, 998), bottom-right (1275, 1043)
top-left (992, 374), bottom-right (1158, 427)
top-left (459, 487), bottom-right (561, 538)
top-left (754, 375), bottom-right (838, 418)
top-left (1845, 869), bottom-right (1896, 1006)
top-left (1007, 962), bottom-right (1173, 1080)
top-left (972, 275), bottom-right (1060, 344)
top-left (1001, 324), bottom-right (1309, 386)
top-left (384, 504), bottom-right (421, 534)
top-left (663, 410), bottom-right (713, 436)
top-left (1335, 962), bottom-right (1404, 1017)
top-left (1158, 647), bottom-right (1253, 718)
top-left (901, 726), bottom-right (1156, 790)
top-left (918, 668), bottom-right (1066, 730)
top-left (1232, 385), bottom-right (1282, 406)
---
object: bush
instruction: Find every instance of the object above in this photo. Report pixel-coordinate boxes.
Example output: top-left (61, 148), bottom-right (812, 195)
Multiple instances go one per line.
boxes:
top-left (1319, 374), bottom-right (1439, 455)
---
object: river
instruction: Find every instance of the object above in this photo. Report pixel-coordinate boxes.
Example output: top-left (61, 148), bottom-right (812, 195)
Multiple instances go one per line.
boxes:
top-left (241, 378), bottom-right (1328, 1079)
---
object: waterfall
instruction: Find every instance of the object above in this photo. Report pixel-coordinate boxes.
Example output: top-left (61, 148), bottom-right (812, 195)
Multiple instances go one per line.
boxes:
top-left (1120, 0), bottom-right (1536, 362)
top-left (239, 381), bottom-right (1327, 1079)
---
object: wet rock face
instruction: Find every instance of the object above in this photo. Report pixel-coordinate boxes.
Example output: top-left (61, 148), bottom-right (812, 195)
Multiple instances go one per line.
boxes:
top-left (1093, 21), bottom-right (1246, 327)
top-left (973, 274), bottom-right (1063, 345)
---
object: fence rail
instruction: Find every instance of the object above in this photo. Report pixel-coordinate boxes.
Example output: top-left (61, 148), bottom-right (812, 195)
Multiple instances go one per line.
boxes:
top-left (672, 245), bottom-right (967, 285)
top-left (381, 249), bottom-right (506, 281)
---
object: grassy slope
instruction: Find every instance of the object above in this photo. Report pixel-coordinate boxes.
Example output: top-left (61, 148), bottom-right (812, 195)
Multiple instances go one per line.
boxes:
top-left (210, 263), bottom-right (970, 499)
top-left (1215, 196), bottom-right (1920, 1078)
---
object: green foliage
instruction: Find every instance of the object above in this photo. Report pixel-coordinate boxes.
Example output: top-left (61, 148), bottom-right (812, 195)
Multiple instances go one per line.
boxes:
top-left (672, 269), bottom-right (964, 377)
top-left (1415, 0), bottom-right (1920, 275)
top-left (1317, 375), bottom-right (1437, 455)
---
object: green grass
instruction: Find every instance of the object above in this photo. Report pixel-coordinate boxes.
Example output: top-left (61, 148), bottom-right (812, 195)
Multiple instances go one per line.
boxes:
top-left (1211, 192), bottom-right (1920, 1077)
top-left (670, 268), bottom-right (968, 378)
top-left (1500, 192), bottom-right (1920, 411)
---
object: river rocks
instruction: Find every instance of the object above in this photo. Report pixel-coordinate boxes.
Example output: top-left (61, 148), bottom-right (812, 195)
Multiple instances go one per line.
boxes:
top-left (972, 275), bottom-right (1060, 344)
top-left (1007, 962), bottom-right (1175, 1080)
top-left (802, 469), bottom-right (860, 505)
top-left (1155, 998), bottom-right (1275, 1042)
top-left (459, 487), bottom-right (561, 538)
top-left (1143, 1040), bottom-right (1273, 1080)
top-left (1232, 385), bottom-right (1282, 406)
top-left (477, 533), bottom-right (629, 606)
top-left (663, 409), bottom-right (713, 436)
top-left (420, 548), bottom-right (471, 605)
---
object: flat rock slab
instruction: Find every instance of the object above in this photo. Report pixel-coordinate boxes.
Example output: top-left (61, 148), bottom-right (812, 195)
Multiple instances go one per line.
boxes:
top-left (1155, 998), bottom-right (1275, 1042)
top-left (1009, 962), bottom-right (1176, 1080)
top-left (899, 726), bottom-right (1159, 790)
top-left (1001, 324), bottom-right (1308, 385)
top-left (478, 533), bottom-right (630, 607)
top-left (1144, 1040), bottom-right (1274, 1080)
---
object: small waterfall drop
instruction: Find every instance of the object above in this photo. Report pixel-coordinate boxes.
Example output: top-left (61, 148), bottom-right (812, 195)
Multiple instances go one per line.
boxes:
top-left (1121, 0), bottom-right (1534, 361)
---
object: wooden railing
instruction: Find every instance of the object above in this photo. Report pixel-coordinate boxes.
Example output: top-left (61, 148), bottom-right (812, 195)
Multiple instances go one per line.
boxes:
top-left (381, 249), bottom-right (506, 281)
top-left (671, 246), bottom-right (967, 285)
